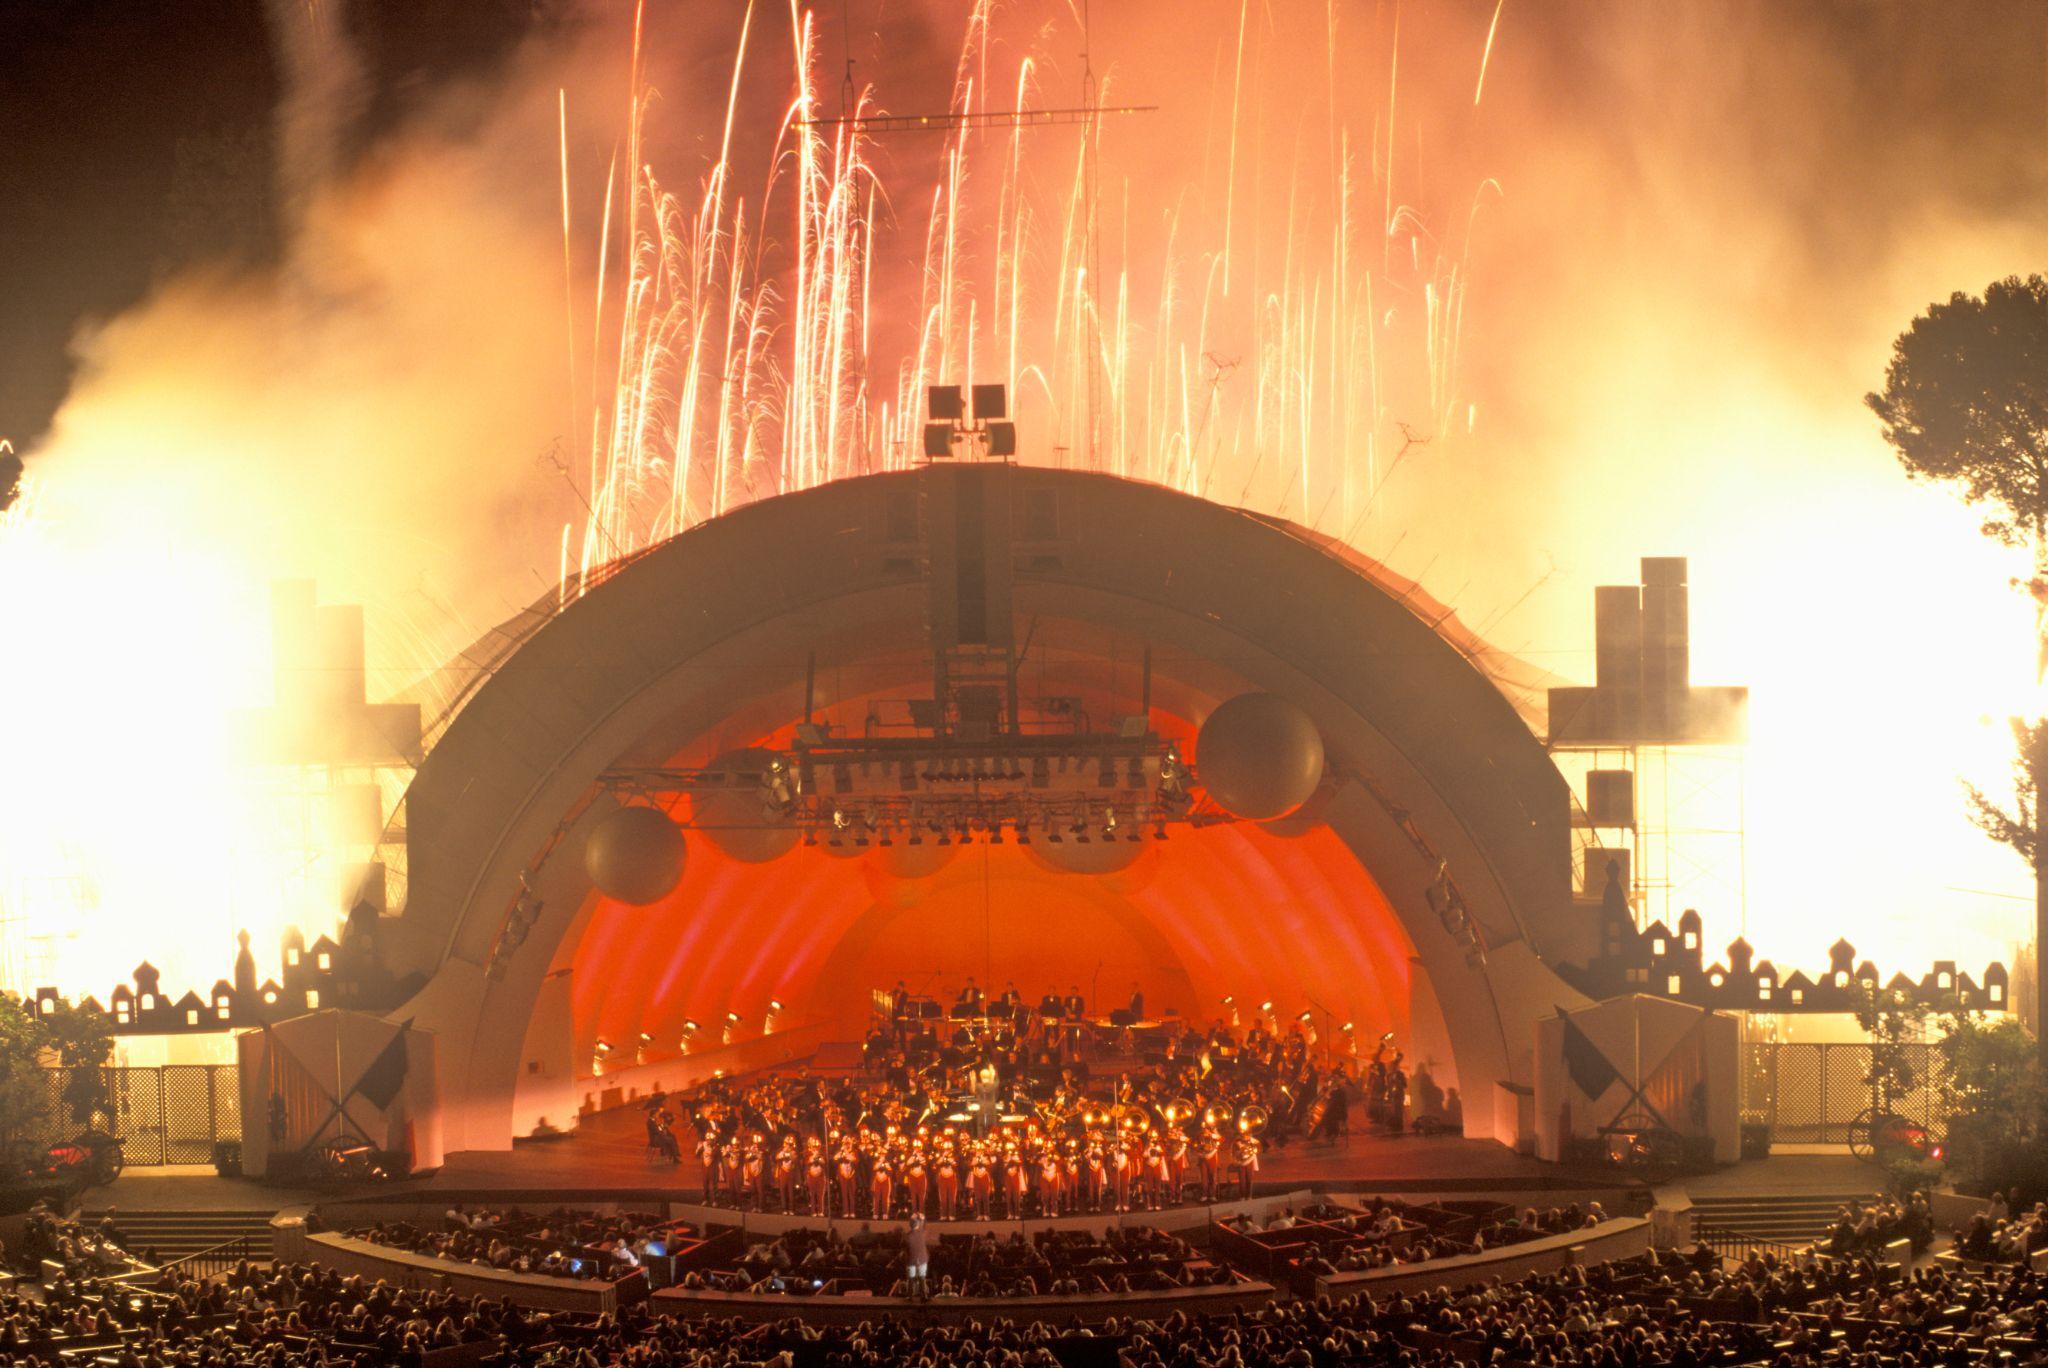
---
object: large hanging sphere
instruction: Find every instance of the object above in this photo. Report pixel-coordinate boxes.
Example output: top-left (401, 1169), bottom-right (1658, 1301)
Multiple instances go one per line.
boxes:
top-left (695, 748), bottom-right (800, 864)
top-left (1195, 692), bottom-right (1325, 820)
top-left (584, 805), bottom-right (688, 905)
top-left (874, 841), bottom-right (958, 880)
top-left (1027, 836), bottom-right (1147, 876)
top-left (1261, 778), bottom-right (1336, 838)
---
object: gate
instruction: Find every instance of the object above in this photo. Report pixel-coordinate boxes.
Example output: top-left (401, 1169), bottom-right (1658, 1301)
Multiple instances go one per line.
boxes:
top-left (28, 1065), bottom-right (241, 1166)
top-left (1740, 1041), bottom-right (1950, 1145)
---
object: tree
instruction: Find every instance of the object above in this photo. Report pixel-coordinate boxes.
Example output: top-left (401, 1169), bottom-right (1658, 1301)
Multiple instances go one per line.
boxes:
top-left (1849, 982), bottom-right (1929, 1120)
top-left (1939, 1010), bottom-right (2046, 1198)
top-left (1871, 275), bottom-right (2048, 1064)
top-left (1868, 274), bottom-right (2048, 560)
top-left (0, 995), bottom-right (113, 1162)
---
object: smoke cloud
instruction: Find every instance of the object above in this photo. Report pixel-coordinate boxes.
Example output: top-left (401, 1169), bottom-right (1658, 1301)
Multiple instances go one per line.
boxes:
top-left (11, 0), bottom-right (2047, 994)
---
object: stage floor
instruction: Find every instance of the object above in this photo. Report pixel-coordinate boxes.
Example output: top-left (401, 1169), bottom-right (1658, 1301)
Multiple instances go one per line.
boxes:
top-left (379, 1103), bottom-right (1630, 1205)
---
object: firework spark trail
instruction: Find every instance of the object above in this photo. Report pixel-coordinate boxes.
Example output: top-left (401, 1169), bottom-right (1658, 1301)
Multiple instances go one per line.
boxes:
top-left (562, 0), bottom-right (1491, 600)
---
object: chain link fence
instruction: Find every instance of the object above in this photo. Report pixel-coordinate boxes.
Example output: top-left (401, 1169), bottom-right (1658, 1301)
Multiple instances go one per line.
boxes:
top-left (22, 1066), bottom-right (240, 1165)
top-left (1739, 1041), bottom-right (1951, 1145)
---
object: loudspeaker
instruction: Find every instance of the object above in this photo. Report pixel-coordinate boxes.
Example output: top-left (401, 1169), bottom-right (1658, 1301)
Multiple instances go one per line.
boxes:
top-left (1586, 770), bottom-right (1634, 826)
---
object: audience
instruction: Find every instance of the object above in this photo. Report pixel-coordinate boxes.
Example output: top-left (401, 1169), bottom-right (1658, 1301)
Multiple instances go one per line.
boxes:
top-left (12, 1193), bottom-right (2048, 1364)
top-left (349, 1206), bottom-right (691, 1281)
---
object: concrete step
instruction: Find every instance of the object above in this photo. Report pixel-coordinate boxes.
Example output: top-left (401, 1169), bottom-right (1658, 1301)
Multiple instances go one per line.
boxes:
top-left (1689, 1191), bottom-right (1877, 1243)
top-left (78, 1208), bottom-right (276, 1263)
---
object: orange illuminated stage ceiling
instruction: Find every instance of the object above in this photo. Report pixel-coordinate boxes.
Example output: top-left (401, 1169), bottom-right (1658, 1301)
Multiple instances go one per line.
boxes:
top-left (570, 811), bottom-right (1417, 1060)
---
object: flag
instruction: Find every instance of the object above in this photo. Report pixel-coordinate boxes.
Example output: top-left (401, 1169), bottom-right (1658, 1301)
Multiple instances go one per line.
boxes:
top-left (1558, 1009), bottom-right (1620, 1100)
top-left (355, 1024), bottom-right (410, 1111)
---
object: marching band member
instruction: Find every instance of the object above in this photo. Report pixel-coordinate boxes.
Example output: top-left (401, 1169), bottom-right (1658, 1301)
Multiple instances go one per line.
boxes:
top-left (774, 1135), bottom-right (799, 1212)
top-left (696, 1130), bottom-right (720, 1204)
top-left (1084, 1142), bottom-right (1108, 1212)
top-left (1144, 1132), bottom-right (1172, 1210)
top-left (742, 1135), bottom-right (766, 1210)
top-left (936, 1138), bottom-right (960, 1220)
top-left (1004, 1142), bottom-right (1029, 1217)
top-left (968, 1143), bottom-right (994, 1220)
top-left (1112, 1136), bottom-right (1135, 1212)
top-left (1198, 1124), bottom-right (1224, 1203)
top-left (1039, 1145), bottom-right (1063, 1217)
top-left (870, 1151), bottom-right (894, 1219)
top-left (834, 1138), bottom-right (860, 1217)
top-left (804, 1139), bottom-right (829, 1216)
top-left (1232, 1129), bottom-right (1261, 1200)
top-left (905, 1143), bottom-right (929, 1219)
top-left (1166, 1126), bottom-right (1190, 1199)
top-left (719, 1139), bottom-right (744, 1206)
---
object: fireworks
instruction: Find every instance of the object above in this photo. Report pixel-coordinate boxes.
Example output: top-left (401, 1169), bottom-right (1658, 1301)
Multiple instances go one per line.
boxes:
top-left (562, 0), bottom-right (1482, 584)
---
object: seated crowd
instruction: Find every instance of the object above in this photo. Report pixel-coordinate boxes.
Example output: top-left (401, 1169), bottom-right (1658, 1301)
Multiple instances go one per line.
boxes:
top-left (347, 1206), bottom-right (695, 1281)
top-left (6, 1239), bottom-right (2048, 1364)
top-left (1214, 1198), bottom-right (1609, 1287)
top-left (1953, 1188), bottom-right (2048, 1264)
top-left (6, 1202), bottom-right (146, 1281)
top-left (680, 1224), bottom-right (1234, 1300)
top-left (1817, 1193), bottom-right (1938, 1258)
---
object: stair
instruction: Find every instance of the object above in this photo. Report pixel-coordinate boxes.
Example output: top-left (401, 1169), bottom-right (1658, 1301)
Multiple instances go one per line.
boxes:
top-left (77, 1208), bottom-right (278, 1264)
top-left (1688, 1190), bottom-right (1878, 1247)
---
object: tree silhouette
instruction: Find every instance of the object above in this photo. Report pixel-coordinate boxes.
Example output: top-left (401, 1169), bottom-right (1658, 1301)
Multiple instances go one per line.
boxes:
top-left (1871, 275), bottom-right (2048, 1062)
top-left (1868, 274), bottom-right (2048, 560)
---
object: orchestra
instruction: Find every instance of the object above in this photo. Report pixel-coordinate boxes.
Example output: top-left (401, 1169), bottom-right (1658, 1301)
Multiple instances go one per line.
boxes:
top-left (645, 984), bottom-right (1413, 1220)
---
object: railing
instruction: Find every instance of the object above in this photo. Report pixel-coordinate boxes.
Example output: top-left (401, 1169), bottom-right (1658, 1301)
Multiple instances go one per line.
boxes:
top-left (160, 1236), bottom-right (254, 1282)
top-left (1694, 1223), bottom-right (1811, 1264)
